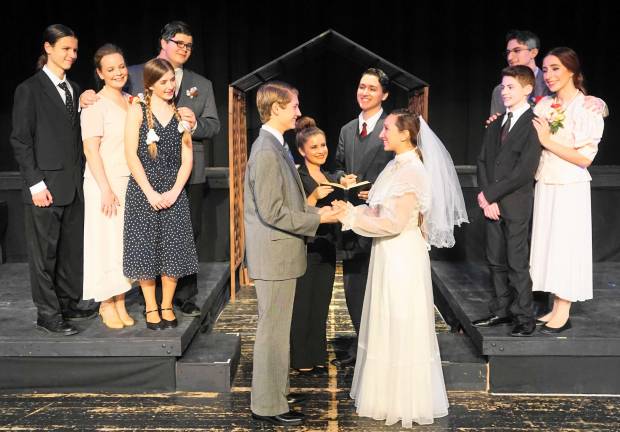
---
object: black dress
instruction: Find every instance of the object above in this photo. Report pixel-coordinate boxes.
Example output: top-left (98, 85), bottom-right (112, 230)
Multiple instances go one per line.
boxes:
top-left (290, 164), bottom-right (337, 369)
top-left (123, 104), bottom-right (199, 280)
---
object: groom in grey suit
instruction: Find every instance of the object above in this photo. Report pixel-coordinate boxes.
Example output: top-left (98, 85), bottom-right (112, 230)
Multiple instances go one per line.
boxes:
top-left (125, 21), bottom-right (220, 316)
top-left (245, 81), bottom-right (340, 426)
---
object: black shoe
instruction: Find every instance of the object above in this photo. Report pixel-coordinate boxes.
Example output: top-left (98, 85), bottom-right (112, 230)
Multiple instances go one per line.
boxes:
top-left (174, 300), bottom-right (201, 317)
top-left (144, 309), bottom-right (165, 331)
top-left (510, 323), bottom-right (536, 337)
top-left (539, 319), bottom-right (572, 335)
top-left (251, 411), bottom-right (305, 426)
top-left (287, 392), bottom-right (307, 405)
top-left (63, 308), bottom-right (97, 321)
top-left (331, 354), bottom-right (356, 367)
top-left (160, 307), bottom-right (178, 328)
top-left (535, 319), bottom-right (548, 326)
top-left (472, 315), bottom-right (512, 328)
top-left (36, 318), bottom-right (78, 336)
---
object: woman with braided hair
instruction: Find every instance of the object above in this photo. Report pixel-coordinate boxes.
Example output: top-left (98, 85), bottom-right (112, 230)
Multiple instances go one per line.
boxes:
top-left (123, 58), bottom-right (198, 330)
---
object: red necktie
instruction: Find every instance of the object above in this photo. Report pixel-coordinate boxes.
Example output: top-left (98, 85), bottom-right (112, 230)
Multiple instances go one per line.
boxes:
top-left (360, 122), bottom-right (368, 138)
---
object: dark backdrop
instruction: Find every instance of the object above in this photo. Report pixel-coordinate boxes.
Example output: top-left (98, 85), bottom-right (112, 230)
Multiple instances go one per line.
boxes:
top-left (1, 0), bottom-right (618, 170)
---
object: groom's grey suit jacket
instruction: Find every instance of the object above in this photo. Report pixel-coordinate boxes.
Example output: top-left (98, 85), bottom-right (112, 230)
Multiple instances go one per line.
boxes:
top-left (244, 129), bottom-right (320, 280)
top-left (126, 64), bottom-right (220, 184)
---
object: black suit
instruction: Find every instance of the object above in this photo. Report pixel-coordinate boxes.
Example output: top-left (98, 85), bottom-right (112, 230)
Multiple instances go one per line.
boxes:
top-left (335, 112), bottom-right (393, 353)
top-left (10, 70), bottom-right (84, 321)
top-left (477, 108), bottom-right (541, 325)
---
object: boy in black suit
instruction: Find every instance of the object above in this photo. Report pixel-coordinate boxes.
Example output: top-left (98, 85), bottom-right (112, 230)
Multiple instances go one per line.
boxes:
top-left (10, 24), bottom-right (94, 335)
top-left (473, 65), bottom-right (542, 337)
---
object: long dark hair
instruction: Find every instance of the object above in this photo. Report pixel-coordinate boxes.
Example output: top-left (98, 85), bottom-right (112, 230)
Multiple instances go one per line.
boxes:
top-left (37, 24), bottom-right (76, 70)
top-left (546, 47), bottom-right (587, 95)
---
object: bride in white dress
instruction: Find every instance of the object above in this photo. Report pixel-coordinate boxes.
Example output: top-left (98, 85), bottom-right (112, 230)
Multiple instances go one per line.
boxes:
top-left (333, 109), bottom-right (468, 427)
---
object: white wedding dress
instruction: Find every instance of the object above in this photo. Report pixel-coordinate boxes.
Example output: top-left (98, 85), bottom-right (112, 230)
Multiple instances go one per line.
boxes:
top-left (342, 150), bottom-right (449, 427)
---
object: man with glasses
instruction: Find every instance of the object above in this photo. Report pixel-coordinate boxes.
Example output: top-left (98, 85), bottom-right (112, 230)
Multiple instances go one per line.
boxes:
top-left (490, 30), bottom-right (547, 115)
top-left (489, 30), bottom-right (607, 117)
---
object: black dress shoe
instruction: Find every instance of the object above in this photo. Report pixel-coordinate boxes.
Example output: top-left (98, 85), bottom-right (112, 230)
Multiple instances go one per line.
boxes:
top-left (535, 319), bottom-right (548, 326)
top-left (160, 307), bottom-right (178, 328)
top-left (331, 354), bottom-right (356, 367)
top-left (287, 392), bottom-right (307, 404)
top-left (539, 319), bottom-right (572, 335)
top-left (510, 323), bottom-right (536, 337)
top-left (472, 315), bottom-right (512, 328)
top-left (144, 309), bottom-right (165, 331)
top-left (174, 300), bottom-right (201, 317)
top-left (252, 410), bottom-right (305, 426)
top-left (63, 308), bottom-right (97, 321)
top-left (36, 318), bottom-right (79, 336)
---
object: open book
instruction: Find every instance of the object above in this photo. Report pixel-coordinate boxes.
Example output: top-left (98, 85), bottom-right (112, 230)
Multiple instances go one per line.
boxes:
top-left (320, 180), bottom-right (371, 205)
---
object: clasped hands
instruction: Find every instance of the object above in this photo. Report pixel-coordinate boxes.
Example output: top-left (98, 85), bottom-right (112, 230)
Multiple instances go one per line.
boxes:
top-left (477, 191), bottom-right (501, 221)
top-left (146, 188), bottom-right (181, 211)
top-left (318, 199), bottom-right (349, 224)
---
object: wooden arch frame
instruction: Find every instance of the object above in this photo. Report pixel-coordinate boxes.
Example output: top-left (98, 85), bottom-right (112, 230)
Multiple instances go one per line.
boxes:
top-left (228, 30), bottom-right (429, 301)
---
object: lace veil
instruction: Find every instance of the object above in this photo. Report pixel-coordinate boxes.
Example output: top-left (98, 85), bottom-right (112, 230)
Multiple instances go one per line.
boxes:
top-left (418, 117), bottom-right (468, 248)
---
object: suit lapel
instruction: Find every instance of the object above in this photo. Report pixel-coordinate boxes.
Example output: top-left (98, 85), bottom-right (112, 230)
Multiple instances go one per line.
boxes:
top-left (263, 131), bottom-right (305, 197)
top-left (498, 109), bottom-right (533, 155)
top-left (37, 71), bottom-right (73, 125)
top-left (356, 115), bottom-right (386, 179)
top-left (345, 121), bottom-right (357, 171)
top-left (175, 69), bottom-right (192, 106)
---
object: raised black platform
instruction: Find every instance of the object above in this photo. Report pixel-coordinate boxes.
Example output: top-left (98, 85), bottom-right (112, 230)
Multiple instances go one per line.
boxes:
top-left (0, 262), bottom-right (239, 393)
top-left (432, 261), bottom-right (620, 394)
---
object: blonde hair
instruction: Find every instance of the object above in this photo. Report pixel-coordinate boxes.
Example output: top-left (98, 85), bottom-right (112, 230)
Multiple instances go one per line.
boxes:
top-left (256, 81), bottom-right (298, 124)
top-left (142, 58), bottom-right (192, 159)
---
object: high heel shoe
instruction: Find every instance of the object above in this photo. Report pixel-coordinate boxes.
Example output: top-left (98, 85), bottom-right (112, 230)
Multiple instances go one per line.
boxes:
top-left (160, 307), bottom-right (178, 329)
top-left (144, 309), bottom-right (164, 331)
top-left (99, 304), bottom-right (124, 329)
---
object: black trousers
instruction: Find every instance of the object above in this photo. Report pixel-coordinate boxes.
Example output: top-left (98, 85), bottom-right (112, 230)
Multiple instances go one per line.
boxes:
top-left (342, 252), bottom-right (370, 356)
top-left (174, 182), bottom-right (203, 303)
top-left (486, 217), bottom-right (534, 325)
top-left (290, 240), bottom-right (336, 369)
top-left (24, 199), bottom-right (84, 321)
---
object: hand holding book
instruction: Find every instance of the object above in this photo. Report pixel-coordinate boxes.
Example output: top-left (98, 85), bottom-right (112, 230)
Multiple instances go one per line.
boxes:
top-left (320, 180), bottom-right (372, 205)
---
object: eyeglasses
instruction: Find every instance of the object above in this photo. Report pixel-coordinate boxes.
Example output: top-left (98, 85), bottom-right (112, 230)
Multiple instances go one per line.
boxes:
top-left (504, 47), bottom-right (532, 57)
top-left (169, 39), bottom-right (193, 51)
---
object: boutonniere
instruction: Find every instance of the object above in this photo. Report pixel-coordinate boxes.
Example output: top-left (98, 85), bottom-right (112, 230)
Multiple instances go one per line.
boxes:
top-left (186, 87), bottom-right (199, 99)
top-left (546, 102), bottom-right (566, 134)
top-left (128, 93), bottom-right (145, 105)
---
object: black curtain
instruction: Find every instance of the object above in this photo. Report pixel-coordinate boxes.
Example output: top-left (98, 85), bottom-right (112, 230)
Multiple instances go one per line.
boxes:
top-left (1, 0), bottom-right (618, 170)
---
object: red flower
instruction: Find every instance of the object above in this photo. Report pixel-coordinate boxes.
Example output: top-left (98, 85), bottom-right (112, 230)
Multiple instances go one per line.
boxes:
top-left (550, 103), bottom-right (562, 109)
top-left (534, 96), bottom-right (544, 104)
